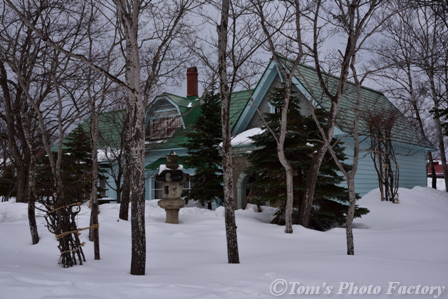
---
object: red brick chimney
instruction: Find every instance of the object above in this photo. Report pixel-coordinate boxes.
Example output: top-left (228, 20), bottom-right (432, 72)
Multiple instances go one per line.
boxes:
top-left (186, 67), bottom-right (198, 98)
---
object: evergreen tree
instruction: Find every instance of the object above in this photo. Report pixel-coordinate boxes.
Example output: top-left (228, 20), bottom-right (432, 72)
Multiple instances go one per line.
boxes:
top-left (36, 126), bottom-right (106, 202)
top-left (182, 93), bottom-right (223, 209)
top-left (62, 126), bottom-right (94, 203)
top-left (246, 86), bottom-right (368, 231)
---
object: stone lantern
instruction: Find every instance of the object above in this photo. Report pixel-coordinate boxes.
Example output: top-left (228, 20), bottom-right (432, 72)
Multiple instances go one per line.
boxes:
top-left (155, 151), bottom-right (188, 224)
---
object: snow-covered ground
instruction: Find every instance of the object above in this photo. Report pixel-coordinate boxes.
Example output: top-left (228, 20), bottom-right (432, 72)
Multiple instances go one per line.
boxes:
top-left (428, 178), bottom-right (446, 191)
top-left (1, 186), bottom-right (447, 299)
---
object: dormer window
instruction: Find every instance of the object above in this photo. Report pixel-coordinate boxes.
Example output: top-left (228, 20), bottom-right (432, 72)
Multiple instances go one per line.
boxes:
top-left (151, 116), bottom-right (182, 139)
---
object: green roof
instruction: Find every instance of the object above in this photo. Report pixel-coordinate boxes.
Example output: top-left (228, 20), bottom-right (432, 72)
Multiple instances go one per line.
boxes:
top-left (278, 56), bottom-right (435, 149)
top-left (96, 110), bottom-right (126, 148)
top-left (229, 90), bottom-right (252, 130)
top-left (163, 92), bottom-right (195, 108)
top-left (146, 90), bottom-right (252, 151)
top-left (51, 110), bottom-right (126, 152)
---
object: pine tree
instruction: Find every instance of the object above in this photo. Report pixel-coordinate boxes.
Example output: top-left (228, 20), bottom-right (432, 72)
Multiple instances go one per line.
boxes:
top-left (246, 86), bottom-right (368, 231)
top-left (61, 126), bottom-right (94, 203)
top-left (182, 93), bottom-right (223, 209)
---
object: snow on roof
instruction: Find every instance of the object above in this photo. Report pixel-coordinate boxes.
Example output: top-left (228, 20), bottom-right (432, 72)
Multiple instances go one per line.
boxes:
top-left (97, 149), bottom-right (108, 162)
top-left (219, 127), bottom-right (263, 148)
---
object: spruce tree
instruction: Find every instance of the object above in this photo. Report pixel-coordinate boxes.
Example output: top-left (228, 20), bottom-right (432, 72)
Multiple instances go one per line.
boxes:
top-left (36, 126), bottom-right (106, 203)
top-left (246, 86), bottom-right (368, 231)
top-left (60, 126), bottom-right (94, 203)
top-left (182, 93), bottom-right (223, 209)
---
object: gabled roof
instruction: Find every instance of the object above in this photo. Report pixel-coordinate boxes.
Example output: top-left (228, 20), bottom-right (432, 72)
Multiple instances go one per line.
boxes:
top-left (148, 92), bottom-right (200, 130)
top-left (145, 90), bottom-right (252, 151)
top-left (236, 56), bottom-right (435, 150)
top-left (229, 90), bottom-right (252, 130)
top-left (280, 56), bottom-right (435, 150)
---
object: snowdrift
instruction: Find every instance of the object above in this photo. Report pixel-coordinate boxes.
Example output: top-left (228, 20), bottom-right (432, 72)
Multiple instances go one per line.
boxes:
top-left (0, 187), bottom-right (447, 299)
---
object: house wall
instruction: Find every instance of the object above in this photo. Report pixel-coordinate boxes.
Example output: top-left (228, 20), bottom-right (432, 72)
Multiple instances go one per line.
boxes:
top-left (246, 79), bottom-right (282, 129)
top-left (103, 147), bottom-right (194, 201)
top-left (246, 77), bottom-right (312, 130)
top-left (340, 137), bottom-right (428, 196)
top-left (144, 148), bottom-right (194, 200)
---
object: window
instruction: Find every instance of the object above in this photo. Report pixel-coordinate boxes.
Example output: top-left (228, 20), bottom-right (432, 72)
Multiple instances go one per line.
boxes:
top-left (153, 178), bottom-right (163, 199)
top-left (274, 106), bottom-right (282, 114)
top-left (268, 102), bottom-right (282, 114)
top-left (183, 176), bottom-right (195, 195)
top-left (151, 116), bottom-right (182, 139)
top-left (98, 178), bottom-right (107, 197)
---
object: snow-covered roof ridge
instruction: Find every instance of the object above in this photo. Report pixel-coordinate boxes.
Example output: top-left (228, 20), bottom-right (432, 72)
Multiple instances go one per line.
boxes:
top-left (219, 127), bottom-right (264, 148)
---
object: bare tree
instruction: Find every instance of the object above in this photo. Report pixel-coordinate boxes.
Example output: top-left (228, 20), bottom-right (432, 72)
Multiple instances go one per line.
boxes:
top-left (408, 2), bottom-right (448, 190)
top-left (250, 0), bottom-right (386, 231)
top-left (298, 0), bottom-right (392, 229)
top-left (5, 0), bottom-right (199, 274)
top-left (372, 1), bottom-right (440, 189)
top-left (217, 0), bottom-right (240, 263)
top-left (0, 3), bottom-right (34, 207)
top-left (364, 110), bottom-right (400, 202)
top-left (249, 0), bottom-right (308, 233)
top-left (82, 4), bottom-right (123, 259)
top-left (0, 3), bottom-right (49, 244)
top-left (191, 0), bottom-right (266, 261)
top-left (110, 0), bottom-right (199, 274)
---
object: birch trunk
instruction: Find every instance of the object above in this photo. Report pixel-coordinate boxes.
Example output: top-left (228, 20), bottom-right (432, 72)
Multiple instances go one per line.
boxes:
top-left (345, 58), bottom-right (361, 256)
top-left (89, 103), bottom-right (100, 259)
top-left (278, 81), bottom-right (295, 234)
top-left (298, 0), bottom-right (361, 228)
top-left (119, 120), bottom-right (131, 221)
top-left (20, 104), bottom-right (39, 245)
top-left (252, 0), bottom-right (305, 233)
top-left (218, 0), bottom-right (239, 264)
top-left (345, 181), bottom-right (356, 255)
top-left (119, 2), bottom-right (146, 275)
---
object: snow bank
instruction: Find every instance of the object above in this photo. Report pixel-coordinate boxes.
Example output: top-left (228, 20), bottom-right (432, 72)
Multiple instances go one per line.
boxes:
top-left (0, 187), bottom-right (447, 299)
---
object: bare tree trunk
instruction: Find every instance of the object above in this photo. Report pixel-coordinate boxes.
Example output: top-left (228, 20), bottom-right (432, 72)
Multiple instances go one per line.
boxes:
top-left (21, 104), bottom-right (39, 244)
top-left (428, 153), bottom-right (437, 189)
top-left (299, 146), bottom-right (326, 227)
top-left (119, 122), bottom-right (131, 221)
top-left (282, 163), bottom-right (294, 233)
top-left (345, 58), bottom-right (362, 256)
top-left (218, 0), bottom-right (239, 264)
top-left (89, 103), bottom-right (100, 259)
top-left (128, 102), bottom-right (146, 275)
top-left (429, 76), bottom-right (448, 191)
top-left (278, 80), bottom-right (297, 234)
top-left (346, 182), bottom-right (356, 255)
top-left (15, 168), bottom-right (29, 203)
top-left (378, 148), bottom-right (385, 201)
top-left (91, 202), bottom-right (100, 259)
top-left (251, 0), bottom-right (305, 233)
